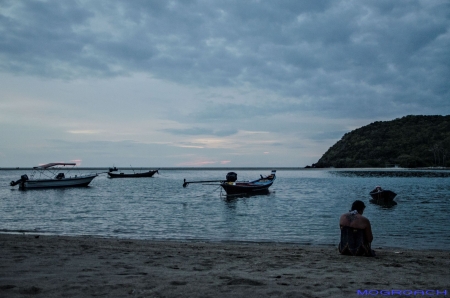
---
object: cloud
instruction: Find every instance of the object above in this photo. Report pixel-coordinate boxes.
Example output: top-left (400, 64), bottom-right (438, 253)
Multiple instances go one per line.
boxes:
top-left (164, 127), bottom-right (237, 137)
top-left (1, 0), bottom-right (448, 120)
top-left (0, 0), bottom-right (449, 167)
top-left (67, 130), bottom-right (102, 134)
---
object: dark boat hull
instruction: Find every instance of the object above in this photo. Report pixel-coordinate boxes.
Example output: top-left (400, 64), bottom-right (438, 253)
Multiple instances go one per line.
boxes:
top-left (369, 190), bottom-right (397, 202)
top-left (221, 181), bottom-right (273, 195)
top-left (108, 170), bottom-right (158, 178)
top-left (220, 170), bottom-right (276, 195)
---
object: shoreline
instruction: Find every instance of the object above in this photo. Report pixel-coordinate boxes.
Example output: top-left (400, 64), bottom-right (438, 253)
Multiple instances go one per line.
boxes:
top-left (1, 234), bottom-right (448, 297)
top-left (2, 230), bottom-right (449, 252)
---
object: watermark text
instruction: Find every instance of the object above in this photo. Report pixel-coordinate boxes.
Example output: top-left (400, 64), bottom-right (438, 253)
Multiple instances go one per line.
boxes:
top-left (357, 289), bottom-right (447, 296)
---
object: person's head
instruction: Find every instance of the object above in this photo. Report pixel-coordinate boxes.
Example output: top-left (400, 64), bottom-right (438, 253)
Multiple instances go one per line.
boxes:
top-left (351, 200), bottom-right (366, 214)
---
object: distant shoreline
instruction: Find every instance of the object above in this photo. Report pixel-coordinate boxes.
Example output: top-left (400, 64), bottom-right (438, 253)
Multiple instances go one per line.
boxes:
top-left (1, 167), bottom-right (304, 171)
top-left (1, 167), bottom-right (297, 171)
top-left (0, 167), bottom-right (448, 171)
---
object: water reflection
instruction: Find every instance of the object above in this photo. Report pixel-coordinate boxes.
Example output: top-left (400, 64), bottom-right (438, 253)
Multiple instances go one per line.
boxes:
top-left (222, 191), bottom-right (272, 201)
top-left (369, 199), bottom-right (398, 208)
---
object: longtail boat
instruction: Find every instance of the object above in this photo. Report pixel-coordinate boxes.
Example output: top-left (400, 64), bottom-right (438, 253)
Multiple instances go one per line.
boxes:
top-left (183, 170), bottom-right (276, 196)
top-left (107, 167), bottom-right (159, 178)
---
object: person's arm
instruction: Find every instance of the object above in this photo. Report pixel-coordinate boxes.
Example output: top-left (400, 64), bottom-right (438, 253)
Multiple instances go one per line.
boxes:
top-left (364, 219), bottom-right (373, 243)
top-left (339, 214), bottom-right (346, 228)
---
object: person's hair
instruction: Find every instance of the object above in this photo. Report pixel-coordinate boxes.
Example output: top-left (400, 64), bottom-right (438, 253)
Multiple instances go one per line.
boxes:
top-left (351, 200), bottom-right (366, 211)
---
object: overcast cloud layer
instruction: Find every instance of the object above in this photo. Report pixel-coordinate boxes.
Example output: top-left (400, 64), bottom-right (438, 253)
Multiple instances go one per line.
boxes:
top-left (0, 0), bottom-right (449, 167)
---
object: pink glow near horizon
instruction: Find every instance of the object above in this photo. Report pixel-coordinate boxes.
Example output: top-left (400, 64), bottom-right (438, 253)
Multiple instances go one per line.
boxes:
top-left (71, 159), bottom-right (82, 166)
top-left (177, 160), bottom-right (217, 167)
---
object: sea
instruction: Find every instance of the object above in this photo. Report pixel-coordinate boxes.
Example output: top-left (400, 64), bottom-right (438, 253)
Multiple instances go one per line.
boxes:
top-left (1, 168), bottom-right (449, 250)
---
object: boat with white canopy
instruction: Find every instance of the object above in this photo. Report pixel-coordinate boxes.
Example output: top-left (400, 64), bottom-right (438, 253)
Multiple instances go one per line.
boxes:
top-left (10, 163), bottom-right (98, 190)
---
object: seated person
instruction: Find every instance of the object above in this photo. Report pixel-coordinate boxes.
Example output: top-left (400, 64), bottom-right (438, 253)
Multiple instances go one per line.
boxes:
top-left (338, 200), bottom-right (375, 257)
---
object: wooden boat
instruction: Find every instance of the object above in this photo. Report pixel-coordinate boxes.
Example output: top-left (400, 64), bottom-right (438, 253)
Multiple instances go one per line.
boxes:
top-left (107, 168), bottom-right (159, 178)
top-left (369, 186), bottom-right (397, 204)
top-left (183, 170), bottom-right (276, 196)
top-left (220, 170), bottom-right (276, 195)
top-left (10, 163), bottom-right (97, 190)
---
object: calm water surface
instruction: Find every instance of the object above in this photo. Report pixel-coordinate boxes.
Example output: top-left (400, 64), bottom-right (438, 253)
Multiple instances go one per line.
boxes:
top-left (0, 169), bottom-right (449, 250)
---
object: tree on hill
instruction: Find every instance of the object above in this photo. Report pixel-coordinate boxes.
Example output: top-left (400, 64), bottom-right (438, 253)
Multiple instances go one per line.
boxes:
top-left (312, 115), bottom-right (450, 168)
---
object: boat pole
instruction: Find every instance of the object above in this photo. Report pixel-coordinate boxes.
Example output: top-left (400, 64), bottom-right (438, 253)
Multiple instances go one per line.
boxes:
top-left (183, 179), bottom-right (224, 188)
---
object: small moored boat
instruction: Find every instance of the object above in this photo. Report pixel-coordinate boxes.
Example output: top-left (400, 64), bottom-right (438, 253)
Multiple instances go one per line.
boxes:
top-left (369, 186), bottom-right (397, 205)
top-left (10, 163), bottom-right (97, 190)
top-left (107, 168), bottom-right (159, 178)
top-left (183, 170), bottom-right (276, 196)
top-left (220, 170), bottom-right (276, 195)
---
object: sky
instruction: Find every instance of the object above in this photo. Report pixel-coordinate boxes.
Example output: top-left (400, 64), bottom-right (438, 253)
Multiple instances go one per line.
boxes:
top-left (0, 0), bottom-right (449, 168)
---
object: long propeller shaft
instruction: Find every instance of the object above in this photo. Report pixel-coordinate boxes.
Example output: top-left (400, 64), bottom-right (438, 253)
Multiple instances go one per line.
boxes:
top-left (183, 179), bottom-right (224, 188)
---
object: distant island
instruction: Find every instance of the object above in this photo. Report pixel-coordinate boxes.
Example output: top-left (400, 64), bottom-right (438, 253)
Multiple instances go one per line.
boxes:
top-left (310, 115), bottom-right (450, 168)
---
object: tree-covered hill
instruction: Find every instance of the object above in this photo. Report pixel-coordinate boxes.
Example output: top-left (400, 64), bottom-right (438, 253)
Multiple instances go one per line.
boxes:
top-left (312, 115), bottom-right (450, 168)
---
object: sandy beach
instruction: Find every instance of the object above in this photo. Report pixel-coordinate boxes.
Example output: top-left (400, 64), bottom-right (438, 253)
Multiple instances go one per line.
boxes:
top-left (0, 234), bottom-right (448, 297)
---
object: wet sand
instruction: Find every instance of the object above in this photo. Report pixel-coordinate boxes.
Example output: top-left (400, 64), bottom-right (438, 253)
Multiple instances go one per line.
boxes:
top-left (0, 233), bottom-right (448, 297)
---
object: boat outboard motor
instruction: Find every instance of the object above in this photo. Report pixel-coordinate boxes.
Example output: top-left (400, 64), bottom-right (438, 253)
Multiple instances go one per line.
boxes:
top-left (10, 174), bottom-right (28, 186)
top-left (226, 172), bottom-right (237, 182)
